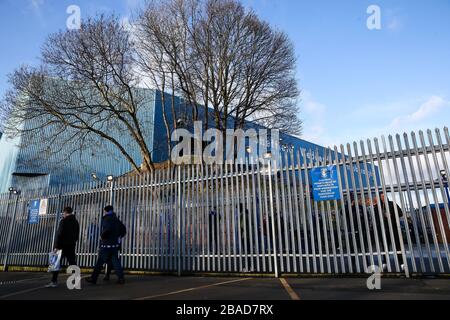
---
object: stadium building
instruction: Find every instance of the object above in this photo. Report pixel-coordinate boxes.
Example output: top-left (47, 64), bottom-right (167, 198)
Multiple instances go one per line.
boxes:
top-left (0, 89), bottom-right (329, 192)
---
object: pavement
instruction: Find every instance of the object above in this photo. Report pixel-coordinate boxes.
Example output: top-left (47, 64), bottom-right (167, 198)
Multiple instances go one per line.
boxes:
top-left (0, 272), bottom-right (449, 300)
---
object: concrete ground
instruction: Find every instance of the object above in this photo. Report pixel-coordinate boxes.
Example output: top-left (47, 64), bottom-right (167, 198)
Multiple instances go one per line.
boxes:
top-left (0, 272), bottom-right (449, 300)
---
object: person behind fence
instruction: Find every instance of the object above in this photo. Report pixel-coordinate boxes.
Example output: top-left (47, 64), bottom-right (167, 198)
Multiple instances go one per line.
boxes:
top-left (374, 192), bottom-right (405, 270)
top-left (340, 192), bottom-right (365, 270)
top-left (46, 206), bottom-right (80, 288)
top-left (346, 193), bottom-right (365, 251)
top-left (209, 207), bottom-right (220, 253)
top-left (87, 218), bottom-right (100, 251)
top-left (86, 205), bottom-right (125, 285)
top-left (239, 203), bottom-right (252, 254)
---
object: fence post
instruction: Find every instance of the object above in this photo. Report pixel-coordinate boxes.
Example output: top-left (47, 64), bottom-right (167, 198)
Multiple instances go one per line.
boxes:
top-left (3, 192), bottom-right (20, 271)
top-left (1, 192), bottom-right (12, 272)
top-left (267, 161), bottom-right (279, 278)
top-left (177, 166), bottom-right (182, 277)
top-left (442, 174), bottom-right (450, 205)
top-left (109, 178), bottom-right (115, 206)
top-left (51, 185), bottom-right (63, 250)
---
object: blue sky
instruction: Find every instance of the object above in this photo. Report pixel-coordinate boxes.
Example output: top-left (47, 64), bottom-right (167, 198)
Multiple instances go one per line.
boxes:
top-left (1, 0), bottom-right (449, 147)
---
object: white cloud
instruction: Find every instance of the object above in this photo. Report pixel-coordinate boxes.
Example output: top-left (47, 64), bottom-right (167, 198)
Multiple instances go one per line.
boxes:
top-left (299, 91), bottom-right (341, 147)
top-left (125, 0), bottom-right (142, 15)
top-left (302, 91), bottom-right (326, 114)
top-left (384, 8), bottom-right (403, 32)
top-left (300, 94), bottom-right (449, 149)
top-left (390, 96), bottom-right (449, 129)
top-left (28, 0), bottom-right (46, 25)
top-left (30, 0), bottom-right (44, 9)
top-left (120, 0), bottom-right (142, 35)
top-left (410, 96), bottom-right (447, 121)
top-left (29, 0), bottom-right (44, 13)
top-left (301, 125), bottom-right (325, 143)
top-left (120, 16), bottom-right (132, 32)
top-left (387, 17), bottom-right (402, 31)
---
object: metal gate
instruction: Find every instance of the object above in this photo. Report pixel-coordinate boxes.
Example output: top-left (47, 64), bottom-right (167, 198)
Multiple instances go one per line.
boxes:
top-left (1, 128), bottom-right (449, 277)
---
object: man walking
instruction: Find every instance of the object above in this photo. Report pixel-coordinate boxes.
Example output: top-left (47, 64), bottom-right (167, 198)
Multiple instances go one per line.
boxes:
top-left (86, 206), bottom-right (125, 285)
top-left (46, 206), bottom-right (79, 288)
top-left (104, 214), bottom-right (126, 281)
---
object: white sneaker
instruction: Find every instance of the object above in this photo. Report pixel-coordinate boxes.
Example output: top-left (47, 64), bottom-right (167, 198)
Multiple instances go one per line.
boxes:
top-left (401, 264), bottom-right (405, 271)
top-left (45, 282), bottom-right (57, 288)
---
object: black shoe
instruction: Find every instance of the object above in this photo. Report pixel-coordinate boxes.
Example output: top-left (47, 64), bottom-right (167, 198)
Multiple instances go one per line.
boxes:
top-left (86, 277), bottom-right (97, 285)
top-left (103, 276), bottom-right (110, 281)
top-left (117, 278), bottom-right (125, 285)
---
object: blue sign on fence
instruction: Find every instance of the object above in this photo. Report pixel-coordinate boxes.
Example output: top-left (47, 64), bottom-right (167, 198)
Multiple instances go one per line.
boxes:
top-left (28, 199), bottom-right (40, 224)
top-left (311, 165), bottom-right (341, 201)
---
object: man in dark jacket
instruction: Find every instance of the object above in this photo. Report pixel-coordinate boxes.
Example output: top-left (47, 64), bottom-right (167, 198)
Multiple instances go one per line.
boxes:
top-left (86, 206), bottom-right (125, 284)
top-left (104, 213), bottom-right (126, 281)
top-left (46, 206), bottom-right (79, 288)
top-left (373, 193), bottom-right (405, 270)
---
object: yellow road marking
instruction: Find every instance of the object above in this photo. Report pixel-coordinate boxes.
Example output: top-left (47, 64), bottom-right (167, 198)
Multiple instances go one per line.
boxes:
top-left (134, 278), bottom-right (252, 300)
top-left (279, 278), bottom-right (300, 300)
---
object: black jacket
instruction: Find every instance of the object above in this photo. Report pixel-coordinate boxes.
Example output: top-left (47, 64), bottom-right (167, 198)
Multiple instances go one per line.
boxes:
top-left (55, 214), bottom-right (80, 249)
top-left (374, 201), bottom-right (403, 247)
top-left (100, 213), bottom-right (123, 247)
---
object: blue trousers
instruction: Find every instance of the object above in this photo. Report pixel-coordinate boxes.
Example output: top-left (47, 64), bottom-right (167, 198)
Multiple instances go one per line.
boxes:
top-left (91, 247), bottom-right (124, 282)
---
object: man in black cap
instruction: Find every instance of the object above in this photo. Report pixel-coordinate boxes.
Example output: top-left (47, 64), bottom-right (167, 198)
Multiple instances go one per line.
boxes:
top-left (46, 206), bottom-right (79, 288)
top-left (86, 205), bottom-right (125, 284)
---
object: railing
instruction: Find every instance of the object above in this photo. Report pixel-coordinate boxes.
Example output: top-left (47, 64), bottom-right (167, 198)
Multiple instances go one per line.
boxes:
top-left (0, 128), bottom-right (449, 277)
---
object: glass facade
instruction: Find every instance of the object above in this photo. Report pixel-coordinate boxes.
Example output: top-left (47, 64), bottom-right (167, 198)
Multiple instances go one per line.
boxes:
top-left (0, 88), bottom-right (338, 192)
top-left (0, 88), bottom-right (157, 191)
top-left (0, 132), bottom-right (20, 192)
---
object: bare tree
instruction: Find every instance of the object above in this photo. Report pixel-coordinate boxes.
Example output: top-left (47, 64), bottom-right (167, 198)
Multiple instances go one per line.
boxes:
top-left (1, 0), bottom-right (302, 175)
top-left (2, 16), bottom-right (155, 172)
top-left (137, 0), bottom-right (302, 136)
top-left (0, 103), bottom-right (8, 135)
top-left (134, 1), bottom-right (190, 161)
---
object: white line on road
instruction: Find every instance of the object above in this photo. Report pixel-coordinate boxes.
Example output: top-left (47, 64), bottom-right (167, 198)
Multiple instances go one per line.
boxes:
top-left (134, 278), bottom-right (253, 300)
top-left (0, 275), bottom-right (50, 286)
top-left (0, 275), bottom-right (88, 300)
top-left (0, 286), bottom-right (45, 300)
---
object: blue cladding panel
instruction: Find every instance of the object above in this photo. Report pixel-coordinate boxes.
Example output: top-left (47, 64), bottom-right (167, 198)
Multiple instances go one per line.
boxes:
top-left (5, 89), bottom-right (156, 190)
top-left (2, 88), bottom-right (369, 191)
top-left (0, 134), bottom-right (20, 192)
top-left (152, 91), bottom-right (333, 166)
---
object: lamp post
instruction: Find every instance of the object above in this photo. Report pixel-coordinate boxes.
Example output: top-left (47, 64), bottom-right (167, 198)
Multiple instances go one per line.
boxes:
top-left (441, 170), bottom-right (450, 204)
top-left (107, 175), bottom-right (115, 205)
top-left (176, 118), bottom-right (186, 128)
top-left (3, 188), bottom-right (20, 271)
top-left (91, 172), bottom-right (99, 181)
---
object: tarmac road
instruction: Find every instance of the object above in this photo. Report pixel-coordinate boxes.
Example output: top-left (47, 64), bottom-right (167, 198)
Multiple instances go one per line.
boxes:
top-left (0, 272), bottom-right (449, 300)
